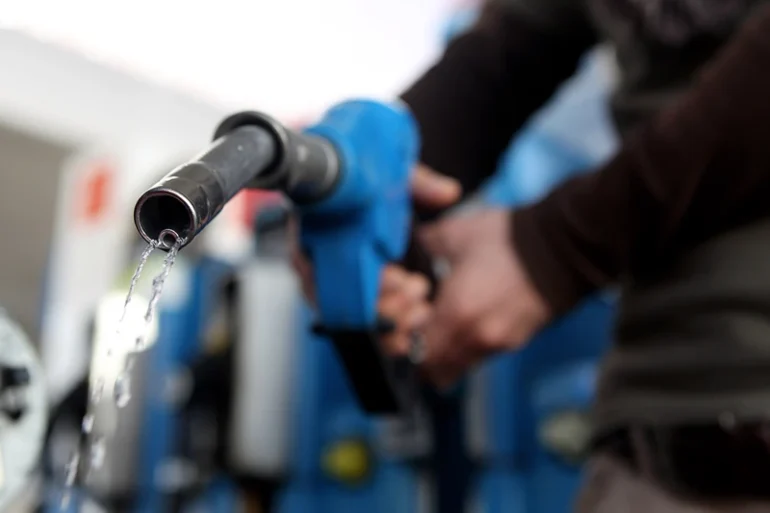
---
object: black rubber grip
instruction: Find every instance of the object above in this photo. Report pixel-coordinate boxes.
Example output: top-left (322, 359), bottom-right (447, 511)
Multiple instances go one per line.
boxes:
top-left (313, 319), bottom-right (417, 415)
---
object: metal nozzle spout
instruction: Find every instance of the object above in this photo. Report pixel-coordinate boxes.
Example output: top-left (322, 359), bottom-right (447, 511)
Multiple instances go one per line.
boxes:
top-left (134, 188), bottom-right (196, 249)
top-left (134, 124), bottom-right (279, 250)
top-left (134, 111), bottom-right (340, 250)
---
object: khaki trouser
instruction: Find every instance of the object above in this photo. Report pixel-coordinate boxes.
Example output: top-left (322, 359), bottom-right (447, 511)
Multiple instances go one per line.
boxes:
top-left (575, 452), bottom-right (770, 512)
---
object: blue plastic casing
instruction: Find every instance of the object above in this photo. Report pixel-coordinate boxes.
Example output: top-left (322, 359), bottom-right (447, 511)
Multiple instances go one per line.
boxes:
top-left (299, 99), bottom-right (420, 330)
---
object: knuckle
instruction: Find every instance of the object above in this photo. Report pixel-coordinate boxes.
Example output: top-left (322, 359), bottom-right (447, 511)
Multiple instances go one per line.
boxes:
top-left (377, 297), bottom-right (402, 317)
top-left (381, 266), bottom-right (407, 291)
top-left (414, 274), bottom-right (431, 294)
top-left (475, 321), bottom-right (509, 351)
top-left (381, 265), bottom-right (399, 279)
top-left (409, 303), bottom-right (432, 329)
top-left (449, 298), bottom-right (476, 325)
top-left (406, 274), bottom-right (430, 299)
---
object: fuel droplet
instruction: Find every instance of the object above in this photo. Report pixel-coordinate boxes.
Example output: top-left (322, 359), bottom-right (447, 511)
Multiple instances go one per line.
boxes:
top-left (90, 437), bottom-right (105, 469)
top-left (61, 451), bottom-right (80, 507)
top-left (82, 412), bottom-right (94, 434)
top-left (64, 452), bottom-right (79, 487)
top-left (114, 372), bottom-right (131, 408)
top-left (91, 378), bottom-right (104, 404)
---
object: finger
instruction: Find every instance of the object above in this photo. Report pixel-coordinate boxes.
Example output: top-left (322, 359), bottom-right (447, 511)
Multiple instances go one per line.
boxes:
top-left (407, 302), bottom-right (432, 332)
top-left (380, 266), bottom-right (408, 294)
top-left (424, 302), bottom-right (520, 387)
top-left (380, 303), bottom-right (431, 356)
top-left (378, 293), bottom-right (411, 320)
top-left (417, 272), bottom-right (486, 385)
top-left (419, 317), bottom-right (468, 389)
top-left (417, 289), bottom-right (460, 370)
top-left (378, 275), bottom-right (428, 322)
top-left (484, 300), bottom-right (538, 352)
top-left (381, 268), bottom-right (430, 302)
top-left (379, 297), bottom-right (430, 355)
top-left (422, 326), bottom-right (488, 389)
top-left (401, 273), bottom-right (431, 302)
top-left (378, 274), bottom-right (430, 313)
top-left (411, 165), bottom-right (462, 209)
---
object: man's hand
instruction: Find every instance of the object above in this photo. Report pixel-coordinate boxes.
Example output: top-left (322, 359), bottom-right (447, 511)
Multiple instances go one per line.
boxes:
top-left (418, 209), bottom-right (552, 388)
top-left (289, 164), bottom-right (461, 304)
top-left (290, 232), bottom-right (433, 356)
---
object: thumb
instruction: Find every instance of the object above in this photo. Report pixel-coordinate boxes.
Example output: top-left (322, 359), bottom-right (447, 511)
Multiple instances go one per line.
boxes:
top-left (411, 165), bottom-right (462, 209)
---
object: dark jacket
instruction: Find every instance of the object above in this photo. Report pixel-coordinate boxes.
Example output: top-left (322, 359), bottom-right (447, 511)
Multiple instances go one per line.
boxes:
top-left (401, 0), bottom-right (770, 431)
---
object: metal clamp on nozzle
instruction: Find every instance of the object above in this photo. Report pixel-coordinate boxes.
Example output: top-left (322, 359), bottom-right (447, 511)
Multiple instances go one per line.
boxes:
top-left (133, 111), bottom-right (340, 250)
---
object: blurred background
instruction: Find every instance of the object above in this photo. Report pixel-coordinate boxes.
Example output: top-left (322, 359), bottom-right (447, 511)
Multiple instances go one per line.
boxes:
top-left (0, 1), bottom-right (619, 511)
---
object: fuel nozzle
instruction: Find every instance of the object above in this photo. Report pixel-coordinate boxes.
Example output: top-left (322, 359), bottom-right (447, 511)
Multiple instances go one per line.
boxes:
top-left (134, 112), bottom-right (339, 250)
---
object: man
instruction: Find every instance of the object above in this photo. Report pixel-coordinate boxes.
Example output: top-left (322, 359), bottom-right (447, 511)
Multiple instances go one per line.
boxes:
top-left (294, 1), bottom-right (770, 511)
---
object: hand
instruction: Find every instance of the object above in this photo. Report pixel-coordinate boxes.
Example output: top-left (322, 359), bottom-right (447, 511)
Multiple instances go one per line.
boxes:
top-left (290, 228), bottom-right (432, 355)
top-left (377, 266), bottom-right (432, 356)
top-left (418, 209), bottom-right (552, 388)
top-left (289, 164), bottom-right (462, 304)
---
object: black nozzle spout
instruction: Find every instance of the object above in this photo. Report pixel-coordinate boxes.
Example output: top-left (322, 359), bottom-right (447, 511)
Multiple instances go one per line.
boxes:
top-left (134, 187), bottom-right (199, 249)
top-left (134, 111), bottom-right (340, 250)
top-left (135, 124), bottom-right (278, 250)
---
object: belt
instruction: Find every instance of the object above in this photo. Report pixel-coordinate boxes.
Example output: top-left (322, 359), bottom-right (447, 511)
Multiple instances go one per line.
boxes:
top-left (594, 422), bottom-right (770, 501)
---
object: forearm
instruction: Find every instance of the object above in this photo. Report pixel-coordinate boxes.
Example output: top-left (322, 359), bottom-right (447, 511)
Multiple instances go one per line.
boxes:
top-left (513, 6), bottom-right (770, 315)
top-left (400, 1), bottom-right (596, 219)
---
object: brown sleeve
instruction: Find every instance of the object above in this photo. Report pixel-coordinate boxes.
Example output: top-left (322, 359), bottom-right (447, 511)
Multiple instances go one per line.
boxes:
top-left (400, 0), bottom-right (597, 221)
top-left (513, 6), bottom-right (770, 315)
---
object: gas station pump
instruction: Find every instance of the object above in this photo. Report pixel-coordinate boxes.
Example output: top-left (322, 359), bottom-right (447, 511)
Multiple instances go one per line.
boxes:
top-left (36, 10), bottom-right (620, 511)
top-left (121, 75), bottom-right (618, 513)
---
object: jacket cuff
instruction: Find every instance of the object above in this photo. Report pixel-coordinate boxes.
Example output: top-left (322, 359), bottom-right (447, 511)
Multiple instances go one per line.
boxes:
top-left (511, 205), bottom-right (596, 316)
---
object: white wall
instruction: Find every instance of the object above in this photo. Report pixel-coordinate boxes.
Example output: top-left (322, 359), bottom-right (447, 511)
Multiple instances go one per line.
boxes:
top-left (1, 0), bottom-right (453, 121)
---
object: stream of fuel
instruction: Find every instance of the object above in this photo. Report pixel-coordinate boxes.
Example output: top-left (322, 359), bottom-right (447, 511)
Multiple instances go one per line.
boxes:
top-left (61, 235), bottom-right (184, 509)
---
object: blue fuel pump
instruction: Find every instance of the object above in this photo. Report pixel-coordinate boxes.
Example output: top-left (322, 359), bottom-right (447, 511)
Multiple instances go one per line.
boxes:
top-left (44, 249), bottom-right (239, 513)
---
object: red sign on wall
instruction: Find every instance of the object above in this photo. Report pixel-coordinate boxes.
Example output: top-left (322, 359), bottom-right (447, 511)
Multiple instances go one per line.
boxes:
top-left (75, 160), bottom-right (114, 224)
